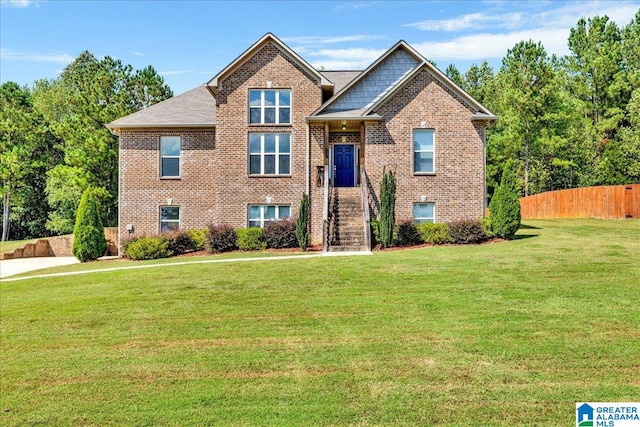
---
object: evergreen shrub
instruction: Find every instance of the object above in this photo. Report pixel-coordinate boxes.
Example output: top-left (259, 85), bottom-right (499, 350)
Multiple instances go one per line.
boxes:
top-left (124, 236), bottom-right (171, 260)
top-left (296, 193), bottom-right (310, 250)
top-left (489, 160), bottom-right (521, 239)
top-left (417, 223), bottom-right (454, 244)
top-left (395, 220), bottom-right (421, 246)
top-left (72, 187), bottom-right (107, 262)
top-left (236, 227), bottom-right (266, 251)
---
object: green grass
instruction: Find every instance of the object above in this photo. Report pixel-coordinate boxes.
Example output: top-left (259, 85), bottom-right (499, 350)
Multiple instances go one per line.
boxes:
top-left (1, 219), bottom-right (639, 426)
top-left (0, 238), bottom-right (36, 254)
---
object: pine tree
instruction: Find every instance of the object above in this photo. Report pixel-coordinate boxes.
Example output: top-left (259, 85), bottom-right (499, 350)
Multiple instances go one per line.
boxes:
top-left (379, 168), bottom-right (396, 248)
top-left (72, 187), bottom-right (107, 262)
top-left (296, 192), bottom-right (310, 250)
top-left (489, 160), bottom-right (521, 240)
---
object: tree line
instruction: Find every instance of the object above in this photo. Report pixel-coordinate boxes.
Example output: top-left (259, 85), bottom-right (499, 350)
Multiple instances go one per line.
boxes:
top-left (445, 11), bottom-right (640, 197)
top-left (1, 12), bottom-right (639, 241)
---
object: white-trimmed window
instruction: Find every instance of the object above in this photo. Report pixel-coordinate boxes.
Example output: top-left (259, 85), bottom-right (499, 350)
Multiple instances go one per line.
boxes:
top-left (413, 203), bottom-right (435, 224)
top-left (413, 129), bottom-right (435, 173)
top-left (248, 205), bottom-right (291, 228)
top-left (160, 206), bottom-right (180, 232)
top-left (160, 136), bottom-right (181, 177)
top-left (249, 133), bottom-right (291, 175)
top-left (249, 89), bottom-right (291, 124)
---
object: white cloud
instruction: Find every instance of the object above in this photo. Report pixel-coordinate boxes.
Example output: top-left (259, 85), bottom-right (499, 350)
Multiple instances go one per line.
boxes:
top-left (283, 35), bottom-right (385, 45)
top-left (405, 12), bottom-right (525, 32)
top-left (159, 70), bottom-right (190, 76)
top-left (413, 28), bottom-right (571, 62)
top-left (0, 0), bottom-right (39, 8)
top-left (307, 47), bottom-right (387, 70)
top-left (407, 0), bottom-right (639, 64)
top-left (132, 51), bottom-right (145, 57)
top-left (0, 48), bottom-right (74, 63)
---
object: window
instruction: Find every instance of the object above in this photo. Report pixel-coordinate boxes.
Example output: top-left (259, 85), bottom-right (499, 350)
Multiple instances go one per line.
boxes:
top-left (413, 129), bottom-right (434, 173)
top-left (413, 203), bottom-right (435, 224)
top-left (249, 89), bottom-right (291, 124)
top-left (161, 136), bottom-right (181, 177)
top-left (248, 205), bottom-right (290, 228)
top-left (249, 133), bottom-right (291, 175)
top-left (160, 206), bottom-right (180, 232)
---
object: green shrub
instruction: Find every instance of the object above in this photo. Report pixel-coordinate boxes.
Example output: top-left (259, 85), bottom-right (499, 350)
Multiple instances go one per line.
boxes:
top-left (447, 219), bottom-right (488, 244)
top-left (417, 222), bottom-right (454, 244)
top-left (124, 236), bottom-right (172, 260)
top-left (186, 228), bottom-right (206, 251)
top-left (379, 168), bottom-right (396, 248)
top-left (489, 159), bottom-right (521, 239)
top-left (395, 220), bottom-right (421, 246)
top-left (205, 224), bottom-right (237, 253)
top-left (264, 219), bottom-right (297, 249)
top-left (72, 187), bottom-right (107, 262)
top-left (370, 220), bottom-right (380, 245)
top-left (236, 227), bottom-right (266, 251)
top-left (296, 192), bottom-right (310, 250)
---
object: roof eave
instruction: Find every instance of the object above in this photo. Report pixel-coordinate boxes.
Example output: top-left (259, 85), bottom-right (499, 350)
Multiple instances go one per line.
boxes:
top-left (306, 114), bottom-right (383, 122)
top-left (106, 123), bottom-right (216, 135)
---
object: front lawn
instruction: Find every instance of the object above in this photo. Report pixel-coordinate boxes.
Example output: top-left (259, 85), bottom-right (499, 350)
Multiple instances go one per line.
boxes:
top-left (1, 219), bottom-right (638, 426)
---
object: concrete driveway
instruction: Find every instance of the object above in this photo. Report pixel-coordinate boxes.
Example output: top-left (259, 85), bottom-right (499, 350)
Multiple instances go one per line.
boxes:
top-left (0, 257), bottom-right (80, 279)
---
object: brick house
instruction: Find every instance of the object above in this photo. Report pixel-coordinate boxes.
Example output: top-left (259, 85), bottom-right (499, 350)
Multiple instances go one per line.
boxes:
top-left (107, 33), bottom-right (497, 253)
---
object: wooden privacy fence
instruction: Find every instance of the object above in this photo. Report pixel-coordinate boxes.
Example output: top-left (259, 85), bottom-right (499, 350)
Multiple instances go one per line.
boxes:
top-left (519, 184), bottom-right (640, 219)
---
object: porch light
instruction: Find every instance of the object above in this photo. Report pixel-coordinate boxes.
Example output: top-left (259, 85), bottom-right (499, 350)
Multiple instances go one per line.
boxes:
top-left (342, 120), bottom-right (347, 130)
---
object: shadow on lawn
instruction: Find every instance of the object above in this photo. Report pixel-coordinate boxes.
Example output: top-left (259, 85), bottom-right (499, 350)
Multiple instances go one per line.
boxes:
top-left (513, 224), bottom-right (541, 240)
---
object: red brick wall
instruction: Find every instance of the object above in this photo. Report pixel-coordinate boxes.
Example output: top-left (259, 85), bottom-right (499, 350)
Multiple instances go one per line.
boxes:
top-left (119, 41), bottom-right (326, 248)
top-left (364, 69), bottom-right (486, 223)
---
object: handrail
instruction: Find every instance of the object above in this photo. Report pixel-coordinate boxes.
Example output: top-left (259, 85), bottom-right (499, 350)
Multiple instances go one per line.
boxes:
top-left (322, 166), bottom-right (331, 252)
top-left (360, 166), bottom-right (372, 251)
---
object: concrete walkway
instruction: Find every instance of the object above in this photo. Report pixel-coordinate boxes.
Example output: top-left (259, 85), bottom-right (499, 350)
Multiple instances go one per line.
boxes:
top-left (0, 256), bottom-right (80, 279)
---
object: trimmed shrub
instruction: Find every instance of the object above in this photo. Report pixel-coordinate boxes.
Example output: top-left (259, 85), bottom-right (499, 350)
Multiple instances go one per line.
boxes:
top-left (206, 224), bottom-right (237, 253)
top-left (296, 193), bottom-right (310, 250)
top-left (186, 228), bottom-right (206, 251)
top-left (264, 219), bottom-right (297, 249)
top-left (489, 159), bottom-right (521, 239)
top-left (417, 222), bottom-right (454, 244)
top-left (124, 236), bottom-right (171, 260)
top-left (236, 227), bottom-right (266, 251)
top-left (163, 230), bottom-right (193, 255)
top-left (395, 220), bottom-right (421, 246)
top-left (379, 168), bottom-right (396, 248)
top-left (72, 187), bottom-right (107, 262)
top-left (447, 219), bottom-right (488, 244)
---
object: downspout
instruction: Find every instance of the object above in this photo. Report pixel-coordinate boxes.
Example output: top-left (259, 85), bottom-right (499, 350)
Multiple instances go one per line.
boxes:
top-left (483, 125), bottom-right (487, 215)
top-left (117, 132), bottom-right (122, 255)
top-left (305, 123), bottom-right (310, 196)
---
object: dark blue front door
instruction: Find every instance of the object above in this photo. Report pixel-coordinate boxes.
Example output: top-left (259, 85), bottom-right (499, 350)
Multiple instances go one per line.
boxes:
top-left (334, 144), bottom-right (354, 187)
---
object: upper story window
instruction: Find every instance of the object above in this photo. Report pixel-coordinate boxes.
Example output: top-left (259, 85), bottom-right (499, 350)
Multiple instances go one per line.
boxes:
top-left (160, 136), bottom-right (181, 178)
top-left (413, 129), bottom-right (435, 173)
top-left (249, 89), bottom-right (291, 124)
top-left (249, 133), bottom-right (291, 175)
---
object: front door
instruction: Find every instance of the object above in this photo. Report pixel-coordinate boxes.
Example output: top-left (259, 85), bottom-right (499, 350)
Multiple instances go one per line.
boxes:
top-left (334, 144), bottom-right (354, 187)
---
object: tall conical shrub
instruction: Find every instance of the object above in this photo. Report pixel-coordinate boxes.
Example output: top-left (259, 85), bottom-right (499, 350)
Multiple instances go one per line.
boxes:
top-left (379, 167), bottom-right (396, 248)
top-left (296, 192), bottom-right (310, 250)
top-left (72, 187), bottom-right (107, 262)
top-left (489, 160), bottom-right (521, 240)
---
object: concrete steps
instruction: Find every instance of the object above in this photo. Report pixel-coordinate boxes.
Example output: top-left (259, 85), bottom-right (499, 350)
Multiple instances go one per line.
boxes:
top-left (328, 187), bottom-right (368, 252)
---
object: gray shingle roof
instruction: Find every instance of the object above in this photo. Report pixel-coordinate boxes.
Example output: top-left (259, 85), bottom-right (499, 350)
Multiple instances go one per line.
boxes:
top-left (107, 86), bottom-right (216, 130)
top-left (320, 71), bottom-right (362, 93)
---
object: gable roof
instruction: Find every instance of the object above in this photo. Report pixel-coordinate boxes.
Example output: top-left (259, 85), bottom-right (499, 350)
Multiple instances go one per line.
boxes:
top-left (312, 40), bottom-right (497, 121)
top-left (207, 33), bottom-right (332, 91)
top-left (107, 86), bottom-right (216, 133)
top-left (320, 70), bottom-right (361, 93)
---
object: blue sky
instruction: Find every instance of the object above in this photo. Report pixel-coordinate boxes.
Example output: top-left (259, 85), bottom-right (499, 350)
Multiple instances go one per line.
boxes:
top-left (1, 0), bottom-right (638, 95)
